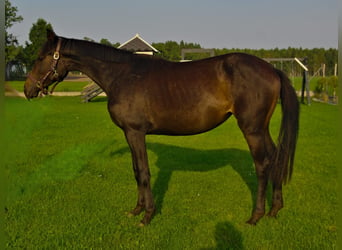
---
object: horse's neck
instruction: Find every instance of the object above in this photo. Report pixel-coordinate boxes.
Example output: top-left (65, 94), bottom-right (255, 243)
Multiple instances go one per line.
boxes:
top-left (63, 57), bottom-right (109, 93)
top-left (62, 39), bottom-right (133, 94)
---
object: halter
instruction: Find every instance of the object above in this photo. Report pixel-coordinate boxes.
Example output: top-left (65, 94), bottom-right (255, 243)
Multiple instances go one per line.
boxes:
top-left (27, 38), bottom-right (62, 96)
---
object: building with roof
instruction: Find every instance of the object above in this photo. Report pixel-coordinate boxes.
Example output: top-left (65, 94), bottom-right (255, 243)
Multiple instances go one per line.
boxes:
top-left (118, 34), bottom-right (159, 55)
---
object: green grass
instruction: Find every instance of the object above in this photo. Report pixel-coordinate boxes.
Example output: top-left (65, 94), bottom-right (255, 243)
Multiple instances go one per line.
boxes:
top-left (3, 96), bottom-right (337, 249)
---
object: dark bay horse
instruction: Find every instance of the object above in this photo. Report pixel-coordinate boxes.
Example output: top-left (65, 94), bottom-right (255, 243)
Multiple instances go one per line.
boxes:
top-left (24, 30), bottom-right (299, 226)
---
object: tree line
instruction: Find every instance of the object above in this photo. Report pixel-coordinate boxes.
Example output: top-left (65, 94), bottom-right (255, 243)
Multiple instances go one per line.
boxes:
top-left (5, 0), bottom-right (338, 79)
top-left (150, 43), bottom-right (337, 77)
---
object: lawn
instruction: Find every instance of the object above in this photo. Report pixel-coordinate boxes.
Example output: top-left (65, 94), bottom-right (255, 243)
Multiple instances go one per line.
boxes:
top-left (3, 95), bottom-right (338, 249)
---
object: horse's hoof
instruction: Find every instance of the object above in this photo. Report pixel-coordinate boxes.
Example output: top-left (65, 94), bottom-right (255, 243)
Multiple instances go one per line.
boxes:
top-left (246, 212), bottom-right (264, 225)
top-left (267, 206), bottom-right (282, 218)
top-left (246, 219), bottom-right (257, 225)
top-left (267, 211), bottom-right (277, 218)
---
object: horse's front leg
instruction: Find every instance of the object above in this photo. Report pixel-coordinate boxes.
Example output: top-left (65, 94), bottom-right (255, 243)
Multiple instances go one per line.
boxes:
top-left (124, 129), bottom-right (155, 226)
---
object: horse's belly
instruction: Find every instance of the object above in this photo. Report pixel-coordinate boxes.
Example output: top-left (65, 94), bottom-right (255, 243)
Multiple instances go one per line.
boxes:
top-left (148, 106), bottom-right (232, 135)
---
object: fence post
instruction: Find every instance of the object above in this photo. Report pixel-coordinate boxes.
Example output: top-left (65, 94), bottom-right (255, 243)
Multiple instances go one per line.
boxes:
top-left (300, 58), bottom-right (310, 105)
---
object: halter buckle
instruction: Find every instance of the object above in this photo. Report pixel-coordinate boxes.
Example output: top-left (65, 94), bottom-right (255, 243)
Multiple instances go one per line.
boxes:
top-left (53, 52), bottom-right (60, 60)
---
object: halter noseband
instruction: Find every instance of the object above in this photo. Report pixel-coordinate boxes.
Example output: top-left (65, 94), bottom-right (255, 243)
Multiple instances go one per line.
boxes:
top-left (27, 38), bottom-right (62, 96)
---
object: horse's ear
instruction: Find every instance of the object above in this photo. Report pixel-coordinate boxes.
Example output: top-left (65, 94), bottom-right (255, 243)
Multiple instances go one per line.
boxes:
top-left (46, 28), bottom-right (57, 41)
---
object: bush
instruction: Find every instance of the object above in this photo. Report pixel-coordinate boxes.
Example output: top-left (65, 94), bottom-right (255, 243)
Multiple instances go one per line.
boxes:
top-left (314, 76), bottom-right (338, 97)
top-left (314, 77), bottom-right (326, 94)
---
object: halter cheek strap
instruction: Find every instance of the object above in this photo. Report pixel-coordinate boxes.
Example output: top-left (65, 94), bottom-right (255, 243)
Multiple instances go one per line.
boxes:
top-left (27, 38), bottom-right (62, 96)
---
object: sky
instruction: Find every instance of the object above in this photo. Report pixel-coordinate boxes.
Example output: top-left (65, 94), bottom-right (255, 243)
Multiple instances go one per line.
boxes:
top-left (8, 0), bottom-right (338, 49)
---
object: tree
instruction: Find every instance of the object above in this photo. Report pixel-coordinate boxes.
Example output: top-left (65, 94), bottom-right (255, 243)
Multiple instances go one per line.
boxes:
top-left (5, 0), bottom-right (23, 63)
top-left (83, 37), bottom-right (95, 42)
top-left (21, 18), bottom-right (53, 70)
top-left (100, 38), bottom-right (113, 47)
top-left (152, 40), bottom-right (204, 61)
top-left (112, 42), bottom-right (121, 48)
top-left (99, 38), bottom-right (120, 48)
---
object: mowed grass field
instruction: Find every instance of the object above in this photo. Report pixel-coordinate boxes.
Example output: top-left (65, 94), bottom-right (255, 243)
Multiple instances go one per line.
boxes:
top-left (3, 94), bottom-right (337, 249)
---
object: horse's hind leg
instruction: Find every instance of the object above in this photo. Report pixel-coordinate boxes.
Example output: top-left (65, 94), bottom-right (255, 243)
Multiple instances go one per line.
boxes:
top-left (265, 131), bottom-right (284, 217)
top-left (239, 119), bottom-right (281, 224)
top-left (124, 129), bottom-right (155, 226)
top-left (268, 183), bottom-right (283, 217)
top-left (242, 130), bottom-right (270, 224)
top-left (235, 107), bottom-right (275, 224)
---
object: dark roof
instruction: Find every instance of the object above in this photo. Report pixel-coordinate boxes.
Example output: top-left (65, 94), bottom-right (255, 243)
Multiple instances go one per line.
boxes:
top-left (118, 34), bottom-right (159, 53)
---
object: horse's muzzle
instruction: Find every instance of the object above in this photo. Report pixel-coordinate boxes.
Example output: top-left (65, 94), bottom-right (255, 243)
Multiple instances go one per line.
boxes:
top-left (24, 80), bottom-right (40, 99)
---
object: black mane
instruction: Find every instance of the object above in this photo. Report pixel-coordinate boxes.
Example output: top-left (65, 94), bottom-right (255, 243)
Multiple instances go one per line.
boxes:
top-left (63, 38), bottom-right (136, 63)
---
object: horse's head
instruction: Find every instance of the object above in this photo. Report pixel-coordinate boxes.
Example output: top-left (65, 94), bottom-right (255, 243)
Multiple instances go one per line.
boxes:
top-left (24, 29), bottom-right (68, 99)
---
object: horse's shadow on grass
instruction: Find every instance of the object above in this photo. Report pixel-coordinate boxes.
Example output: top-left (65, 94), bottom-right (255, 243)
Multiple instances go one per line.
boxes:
top-left (148, 143), bottom-right (257, 214)
top-left (201, 221), bottom-right (244, 250)
top-left (112, 142), bottom-right (263, 215)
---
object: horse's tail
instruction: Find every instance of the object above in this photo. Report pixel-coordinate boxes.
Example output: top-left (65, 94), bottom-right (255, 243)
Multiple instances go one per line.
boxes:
top-left (270, 69), bottom-right (300, 185)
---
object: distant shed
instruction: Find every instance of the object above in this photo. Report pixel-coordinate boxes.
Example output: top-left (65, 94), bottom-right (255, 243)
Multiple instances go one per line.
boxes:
top-left (118, 34), bottom-right (159, 55)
